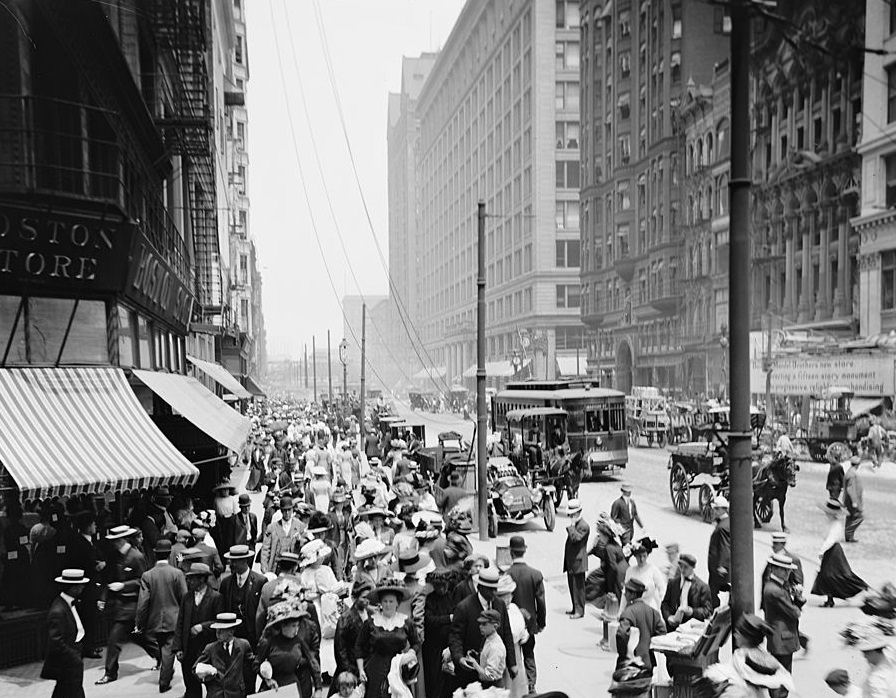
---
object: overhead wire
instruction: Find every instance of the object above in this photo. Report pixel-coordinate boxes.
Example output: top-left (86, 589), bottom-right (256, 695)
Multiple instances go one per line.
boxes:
top-left (310, 0), bottom-right (455, 395)
top-left (277, 0), bottom-right (441, 396)
top-left (265, 1), bottom-right (392, 393)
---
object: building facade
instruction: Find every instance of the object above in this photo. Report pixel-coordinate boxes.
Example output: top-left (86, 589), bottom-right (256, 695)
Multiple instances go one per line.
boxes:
top-left (855, 0), bottom-right (896, 337)
top-left (414, 0), bottom-right (583, 385)
top-left (579, 0), bottom-right (727, 394)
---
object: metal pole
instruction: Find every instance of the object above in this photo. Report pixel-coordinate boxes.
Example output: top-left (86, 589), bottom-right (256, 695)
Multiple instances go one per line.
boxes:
top-left (304, 344), bottom-right (309, 389)
top-left (343, 361), bottom-right (348, 418)
top-left (360, 304), bottom-right (367, 438)
top-left (476, 201), bottom-right (489, 540)
top-left (728, 0), bottom-right (754, 639)
top-left (327, 330), bottom-right (333, 405)
top-left (313, 335), bottom-right (318, 403)
top-left (765, 314), bottom-right (773, 419)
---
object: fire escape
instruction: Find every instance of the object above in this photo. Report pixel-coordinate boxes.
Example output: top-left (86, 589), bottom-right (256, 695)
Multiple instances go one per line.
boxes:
top-left (154, 0), bottom-right (222, 323)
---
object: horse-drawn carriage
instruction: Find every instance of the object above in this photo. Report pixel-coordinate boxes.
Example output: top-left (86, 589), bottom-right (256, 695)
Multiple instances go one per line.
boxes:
top-left (502, 407), bottom-right (576, 506)
top-left (625, 387), bottom-right (671, 448)
top-left (667, 406), bottom-right (798, 528)
top-left (804, 387), bottom-right (859, 462)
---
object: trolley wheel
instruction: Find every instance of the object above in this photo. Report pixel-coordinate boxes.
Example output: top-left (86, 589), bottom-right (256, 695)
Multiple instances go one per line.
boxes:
top-left (699, 484), bottom-right (715, 523)
top-left (754, 495), bottom-right (773, 524)
top-left (543, 496), bottom-right (556, 532)
top-left (670, 463), bottom-right (691, 515)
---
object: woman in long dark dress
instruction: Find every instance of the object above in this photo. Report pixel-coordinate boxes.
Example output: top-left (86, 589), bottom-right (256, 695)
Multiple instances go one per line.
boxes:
top-left (355, 582), bottom-right (420, 698)
top-left (246, 442), bottom-right (266, 493)
top-left (811, 498), bottom-right (869, 606)
top-left (256, 599), bottom-right (322, 696)
top-left (422, 569), bottom-right (453, 698)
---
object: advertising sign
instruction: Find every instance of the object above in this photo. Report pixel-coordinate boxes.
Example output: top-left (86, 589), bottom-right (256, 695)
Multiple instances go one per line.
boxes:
top-left (752, 349), bottom-right (896, 396)
top-left (126, 233), bottom-right (194, 331)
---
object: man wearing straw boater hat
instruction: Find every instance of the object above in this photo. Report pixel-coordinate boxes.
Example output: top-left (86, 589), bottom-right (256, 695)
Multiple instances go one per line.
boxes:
top-left (194, 612), bottom-right (255, 697)
top-left (97, 524), bottom-right (148, 685)
top-left (41, 568), bottom-right (90, 697)
top-left (174, 562), bottom-right (223, 698)
top-left (761, 552), bottom-right (802, 672)
top-left (220, 544), bottom-right (266, 692)
top-left (563, 499), bottom-right (590, 619)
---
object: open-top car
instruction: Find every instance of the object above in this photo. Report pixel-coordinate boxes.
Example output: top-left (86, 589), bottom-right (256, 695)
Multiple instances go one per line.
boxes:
top-left (485, 457), bottom-right (556, 537)
top-left (503, 407), bottom-right (575, 506)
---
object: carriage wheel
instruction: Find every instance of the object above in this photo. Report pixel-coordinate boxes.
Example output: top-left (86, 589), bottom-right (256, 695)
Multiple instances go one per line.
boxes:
top-left (699, 484), bottom-right (715, 523)
top-left (754, 495), bottom-right (773, 525)
top-left (543, 496), bottom-right (556, 532)
top-left (669, 463), bottom-right (691, 514)
top-left (658, 431), bottom-right (669, 449)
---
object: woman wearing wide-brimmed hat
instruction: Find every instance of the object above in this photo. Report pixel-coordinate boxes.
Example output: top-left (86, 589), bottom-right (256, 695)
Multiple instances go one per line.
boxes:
top-left (421, 568), bottom-right (453, 698)
top-left (327, 486), bottom-right (354, 581)
top-left (811, 498), bottom-right (869, 607)
top-left (358, 506), bottom-right (394, 547)
top-left (353, 539), bottom-right (392, 590)
top-left (255, 599), bottom-right (322, 696)
top-left (619, 537), bottom-right (666, 614)
top-left (355, 580), bottom-right (420, 698)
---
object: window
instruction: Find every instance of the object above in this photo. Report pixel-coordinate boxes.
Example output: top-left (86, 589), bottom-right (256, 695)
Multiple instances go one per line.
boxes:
top-left (555, 122), bottom-right (579, 149)
top-left (619, 134), bottom-right (631, 164)
top-left (556, 0), bottom-right (580, 28)
top-left (617, 180), bottom-right (631, 210)
top-left (555, 326), bottom-right (585, 350)
top-left (556, 284), bottom-right (581, 308)
top-left (236, 122), bottom-right (245, 141)
top-left (235, 36), bottom-right (243, 64)
top-left (618, 92), bottom-right (630, 119)
top-left (617, 223), bottom-right (631, 256)
top-left (137, 315), bottom-right (152, 369)
top-left (671, 52), bottom-right (682, 83)
top-left (555, 41), bottom-right (580, 70)
top-left (555, 82), bottom-right (580, 111)
top-left (241, 299), bottom-right (250, 327)
top-left (886, 155), bottom-right (896, 207)
top-left (620, 51), bottom-right (631, 78)
top-left (556, 239), bottom-right (581, 267)
top-left (619, 10), bottom-right (631, 37)
top-left (672, 6), bottom-right (682, 38)
top-left (556, 161), bottom-right (580, 188)
top-left (555, 200), bottom-right (580, 228)
top-left (883, 251), bottom-right (896, 310)
top-left (888, 66), bottom-right (896, 123)
top-left (892, 1), bottom-right (896, 35)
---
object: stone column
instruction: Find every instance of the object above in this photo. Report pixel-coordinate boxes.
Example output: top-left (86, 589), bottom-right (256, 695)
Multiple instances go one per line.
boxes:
top-left (834, 211), bottom-right (849, 316)
top-left (798, 225), bottom-right (812, 322)
top-left (817, 206), bottom-right (833, 318)
top-left (783, 235), bottom-right (795, 317)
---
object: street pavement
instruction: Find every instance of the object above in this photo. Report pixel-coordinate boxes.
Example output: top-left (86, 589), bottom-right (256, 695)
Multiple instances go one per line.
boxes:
top-left (2, 405), bottom-right (894, 696)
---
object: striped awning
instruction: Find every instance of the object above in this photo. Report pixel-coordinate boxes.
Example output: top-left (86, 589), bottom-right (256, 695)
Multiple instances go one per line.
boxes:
top-left (0, 368), bottom-right (199, 500)
top-left (243, 374), bottom-right (266, 398)
top-left (186, 355), bottom-right (251, 399)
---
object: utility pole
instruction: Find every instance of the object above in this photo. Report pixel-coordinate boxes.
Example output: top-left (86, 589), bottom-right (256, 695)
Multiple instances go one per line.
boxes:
top-left (327, 330), bottom-right (333, 405)
top-left (360, 304), bottom-right (367, 438)
top-left (728, 0), bottom-right (754, 638)
top-left (765, 313), bottom-right (773, 418)
top-left (304, 343), bottom-right (309, 389)
top-left (339, 338), bottom-right (348, 419)
top-left (312, 335), bottom-right (318, 403)
top-left (476, 201), bottom-right (489, 540)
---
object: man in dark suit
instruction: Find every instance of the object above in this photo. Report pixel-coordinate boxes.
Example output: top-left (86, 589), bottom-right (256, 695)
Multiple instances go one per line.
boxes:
top-left (194, 613), bottom-right (255, 698)
top-left (97, 525), bottom-right (149, 685)
top-left (234, 494), bottom-right (259, 548)
top-left (137, 539), bottom-right (188, 693)
top-left (448, 566), bottom-right (517, 690)
top-left (843, 456), bottom-right (865, 542)
top-left (616, 578), bottom-right (666, 672)
top-left (506, 535), bottom-right (545, 694)
top-left (41, 568), bottom-right (90, 697)
top-left (762, 553), bottom-right (802, 672)
top-left (707, 496), bottom-right (731, 609)
top-left (563, 499), bottom-right (590, 618)
top-left (660, 553), bottom-right (713, 630)
top-left (610, 484), bottom-right (643, 545)
top-left (65, 510), bottom-right (105, 659)
top-left (174, 563), bottom-right (223, 698)
top-left (218, 544), bottom-right (267, 694)
top-left (762, 532), bottom-right (808, 652)
top-left (826, 448), bottom-right (846, 499)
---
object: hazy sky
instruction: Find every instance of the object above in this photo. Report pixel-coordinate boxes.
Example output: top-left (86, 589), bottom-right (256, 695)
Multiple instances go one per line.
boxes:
top-left (248, 0), bottom-right (465, 360)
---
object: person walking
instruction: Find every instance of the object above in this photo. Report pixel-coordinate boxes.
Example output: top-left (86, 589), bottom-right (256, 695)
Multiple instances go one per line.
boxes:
top-left (843, 455), bottom-right (865, 542)
top-left (255, 551), bottom-right (303, 640)
top-left (421, 569), bottom-right (453, 698)
top-left (610, 484), bottom-right (643, 546)
top-left (65, 510), bottom-right (105, 659)
top-left (762, 532), bottom-right (809, 653)
top-left (762, 552), bottom-right (801, 672)
top-left (235, 494), bottom-right (259, 549)
top-left (260, 496), bottom-right (304, 574)
top-left (811, 499), bottom-right (868, 607)
top-left (707, 496), bottom-right (731, 609)
top-left (825, 444), bottom-right (847, 500)
top-left (174, 563), bottom-right (223, 698)
top-left (41, 569), bottom-right (90, 698)
top-left (506, 535), bottom-right (545, 695)
top-left (563, 499), bottom-right (589, 619)
top-left (660, 553), bottom-right (712, 631)
top-left (219, 544), bottom-right (267, 693)
top-left (194, 612), bottom-right (255, 698)
top-left (255, 599), bottom-right (322, 697)
top-left (136, 539), bottom-right (188, 693)
top-left (615, 578), bottom-right (666, 674)
top-left (332, 580), bottom-right (372, 695)
top-left (97, 525), bottom-right (148, 685)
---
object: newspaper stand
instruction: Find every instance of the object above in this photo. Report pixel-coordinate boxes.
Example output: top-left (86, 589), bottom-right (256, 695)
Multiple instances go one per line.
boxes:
top-left (653, 606), bottom-right (731, 698)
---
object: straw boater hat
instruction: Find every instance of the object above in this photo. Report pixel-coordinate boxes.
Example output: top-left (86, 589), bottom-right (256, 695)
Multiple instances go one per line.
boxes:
top-left (819, 498), bottom-right (845, 518)
top-left (276, 551), bottom-right (301, 568)
top-left (766, 552), bottom-right (796, 571)
top-left (312, 465), bottom-right (328, 477)
top-left (496, 574), bottom-right (517, 596)
top-left (300, 538), bottom-right (332, 567)
top-left (210, 612), bottom-right (242, 630)
top-left (398, 547), bottom-right (432, 574)
top-left (369, 578), bottom-right (409, 604)
top-left (224, 544), bottom-right (255, 560)
top-left (711, 495), bottom-right (729, 509)
top-left (331, 486), bottom-right (348, 504)
top-left (55, 568), bottom-right (89, 585)
top-left (358, 506), bottom-right (389, 519)
top-left (567, 498), bottom-right (583, 514)
top-left (213, 481), bottom-right (237, 494)
top-left (856, 633), bottom-right (892, 653)
top-left (307, 511), bottom-right (331, 535)
top-left (732, 647), bottom-right (794, 689)
top-left (106, 525), bottom-right (138, 540)
top-left (264, 599), bottom-right (308, 633)
top-left (473, 565), bottom-right (501, 589)
top-left (411, 510), bottom-right (443, 528)
top-left (185, 562), bottom-right (212, 578)
top-left (354, 538), bottom-right (388, 561)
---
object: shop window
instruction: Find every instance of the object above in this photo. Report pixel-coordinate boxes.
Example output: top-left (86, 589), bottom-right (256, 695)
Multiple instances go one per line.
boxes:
top-left (59, 300), bottom-right (107, 364)
top-left (0, 297), bottom-right (107, 365)
top-left (0, 295), bottom-right (27, 364)
top-left (28, 298), bottom-right (71, 362)
top-left (883, 251), bottom-right (896, 311)
top-left (137, 315), bottom-right (153, 369)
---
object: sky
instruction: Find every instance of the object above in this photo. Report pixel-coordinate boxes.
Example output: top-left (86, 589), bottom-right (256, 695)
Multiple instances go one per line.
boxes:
top-left (248, 0), bottom-right (465, 361)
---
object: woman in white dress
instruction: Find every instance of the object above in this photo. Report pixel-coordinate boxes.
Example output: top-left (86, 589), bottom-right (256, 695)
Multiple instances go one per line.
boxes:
top-left (618, 537), bottom-right (667, 614)
top-left (300, 538), bottom-right (348, 677)
top-left (496, 574), bottom-right (528, 698)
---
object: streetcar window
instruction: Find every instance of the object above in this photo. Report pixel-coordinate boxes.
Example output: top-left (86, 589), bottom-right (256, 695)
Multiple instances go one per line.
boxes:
top-left (609, 406), bottom-right (625, 431)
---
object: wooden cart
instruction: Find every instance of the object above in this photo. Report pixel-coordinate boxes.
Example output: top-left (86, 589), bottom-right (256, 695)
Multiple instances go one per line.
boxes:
top-left (653, 606), bottom-right (731, 698)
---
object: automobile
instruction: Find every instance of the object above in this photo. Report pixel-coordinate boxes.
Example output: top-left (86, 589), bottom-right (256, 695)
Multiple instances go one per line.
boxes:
top-left (485, 457), bottom-right (556, 537)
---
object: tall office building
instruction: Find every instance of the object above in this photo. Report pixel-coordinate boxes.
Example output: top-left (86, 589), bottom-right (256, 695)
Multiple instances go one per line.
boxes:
top-left (414, 0), bottom-right (583, 385)
top-left (579, 0), bottom-right (727, 393)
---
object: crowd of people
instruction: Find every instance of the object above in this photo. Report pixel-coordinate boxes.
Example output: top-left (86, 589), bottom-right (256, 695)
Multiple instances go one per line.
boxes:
top-left (35, 398), bottom-right (550, 698)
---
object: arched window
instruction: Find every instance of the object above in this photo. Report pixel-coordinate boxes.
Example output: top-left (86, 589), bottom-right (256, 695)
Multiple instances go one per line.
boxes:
top-left (687, 143), bottom-right (693, 174)
top-left (706, 132), bottom-right (714, 164)
top-left (717, 118), bottom-right (730, 158)
top-left (696, 139), bottom-right (703, 169)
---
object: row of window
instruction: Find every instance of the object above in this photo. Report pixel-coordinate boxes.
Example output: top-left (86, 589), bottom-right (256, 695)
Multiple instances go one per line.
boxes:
top-left (487, 288), bottom-right (534, 323)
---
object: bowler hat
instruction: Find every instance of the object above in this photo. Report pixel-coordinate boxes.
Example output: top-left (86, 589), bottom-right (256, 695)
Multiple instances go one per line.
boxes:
top-left (279, 496), bottom-right (294, 510)
top-left (678, 553), bottom-right (698, 568)
top-left (238, 494), bottom-right (251, 506)
top-left (625, 578), bottom-right (646, 595)
top-left (185, 562), bottom-right (212, 578)
top-left (154, 539), bottom-right (173, 554)
top-left (509, 535), bottom-right (527, 553)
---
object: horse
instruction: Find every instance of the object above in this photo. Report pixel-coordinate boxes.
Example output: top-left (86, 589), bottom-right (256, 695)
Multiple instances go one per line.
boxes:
top-left (752, 451), bottom-right (799, 530)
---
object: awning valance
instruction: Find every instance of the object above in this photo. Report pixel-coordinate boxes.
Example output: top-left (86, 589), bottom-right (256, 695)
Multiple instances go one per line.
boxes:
top-left (556, 355), bottom-right (588, 377)
top-left (0, 368), bottom-right (198, 500)
top-left (133, 370), bottom-right (251, 453)
top-left (243, 375), bottom-right (266, 398)
top-left (187, 355), bottom-right (251, 399)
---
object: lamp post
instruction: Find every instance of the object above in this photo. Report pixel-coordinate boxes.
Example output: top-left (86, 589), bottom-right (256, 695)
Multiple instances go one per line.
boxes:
top-left (719, 323), bottom-right (729, 401)
top-left (338, 338), bottom-right (348, 418)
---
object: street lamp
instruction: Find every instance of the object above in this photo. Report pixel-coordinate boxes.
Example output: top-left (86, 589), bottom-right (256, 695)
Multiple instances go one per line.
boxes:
top-left (338, 338), bottom-right (348, 417)
top-left (719, 323), bottom-right (729, 400)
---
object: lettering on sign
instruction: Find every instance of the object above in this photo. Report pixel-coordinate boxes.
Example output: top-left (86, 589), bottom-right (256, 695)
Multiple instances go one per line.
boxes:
top-left (751, 354), bottom-right (896, 396)
top-left (128, 240), bottom-right (193, 328)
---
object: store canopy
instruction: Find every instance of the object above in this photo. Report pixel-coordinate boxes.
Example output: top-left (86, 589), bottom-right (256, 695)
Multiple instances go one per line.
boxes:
top-left (412, 366), bottom-right (446, 380)
top-left (851, 397), bottom-right (885, 418)
top-left (186, 355), bottom-right (251, 399)
top-left (556, 356), bottom-right (588, 377)
top-left (243, 375), bottom-right (266, 398)
top-left (133, 370), bottom-right (251, 453)
top-left (462, 361), bottom-right (516, 378)
top-left (0, 368), bottom-right (198, 500)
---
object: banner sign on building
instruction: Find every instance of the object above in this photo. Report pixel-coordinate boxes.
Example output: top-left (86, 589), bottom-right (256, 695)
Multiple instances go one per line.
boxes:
top-left (125, 233), bottom-right (194, 331)
top-left (751, 348), bottom-right (896, 396)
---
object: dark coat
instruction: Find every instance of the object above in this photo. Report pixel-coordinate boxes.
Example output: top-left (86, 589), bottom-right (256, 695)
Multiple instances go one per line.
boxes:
top-left (333, 605), bottom-right (366, 675)
top-left (64, 534), bottom-right (103, 602)
top-left (136, 562), bottom-right (188, 634)
top-left (106, 545), bottom-right (148, 621)
top-left (194, 637), bottom-right (254, 698)
top-left (173, 587), bottom-right (223, 657)
top-left (448, 592), bottom-right (517, 682)
top-left (40, 595), bottom-right (83, 682)
top-left (610, 496), bottom-right (643, 534)
top-left (507, 560), bottom-right (546, 633)
top-left (844, 467), bottom-right (863, 512)
top-left (762, 577), bottom-right (801, 655)
top-left (234, 511), bottom-right (259, 547)
top-left (617, 598), bottom-right (666, 668)
top-left (826, 463), bottom-right (845, 499)
top-left (219, 570), bottom-right (267, 647)
top-left (707, 517), bottom-right (731, 584)
top-left (563, 517), bottom-right (590, 574)
top-left (660, 574), bottom-right (713, 628)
